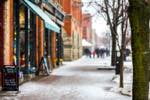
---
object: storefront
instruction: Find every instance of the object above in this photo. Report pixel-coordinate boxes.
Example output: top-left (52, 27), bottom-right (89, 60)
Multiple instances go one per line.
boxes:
top-left (13, 0), bottom-right (64, 82)
top-left (0, 0), bottom-right (64, 85)
top-left (42, 0), bottom-right (65, 67)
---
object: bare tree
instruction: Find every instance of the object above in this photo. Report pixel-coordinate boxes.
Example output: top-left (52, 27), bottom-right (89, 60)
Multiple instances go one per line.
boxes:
top-left (87, 0), bottom-right (128, 66)
top-left (84, 1), bottom-right (150, 99)
top-left (85, 0), bottom-right (129, 87)
top-left (119, 0), bottom-right (129, 88)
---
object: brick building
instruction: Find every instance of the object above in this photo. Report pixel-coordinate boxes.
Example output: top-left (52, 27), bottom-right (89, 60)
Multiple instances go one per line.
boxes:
top-left (0, 0), bottom-right (64, 85)
top-left (61, 0), bottom-right (83, 61)
top-left (82, 13), bottom-right (93, 42)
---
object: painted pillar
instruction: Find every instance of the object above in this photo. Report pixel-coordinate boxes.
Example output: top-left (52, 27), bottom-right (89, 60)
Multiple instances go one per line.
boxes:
top-left (51, 32), bottom-right (56, 68)
top-left (35, 17), bottom-right (44, 75)
top-left (39, 20), bottom-right (44, 63)
top-left (4, 0), bottom-right (14, 65)
top-left (35, 16), bottom-right (39, 67)
top-left (0, 0), bottom-right (14, 84)
top-left (36, 17), bottom-right (44, 69)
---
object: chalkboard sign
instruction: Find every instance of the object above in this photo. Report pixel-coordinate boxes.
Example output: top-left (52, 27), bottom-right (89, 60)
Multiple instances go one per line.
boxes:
top-left (2, 65), bottom-right (19, 91)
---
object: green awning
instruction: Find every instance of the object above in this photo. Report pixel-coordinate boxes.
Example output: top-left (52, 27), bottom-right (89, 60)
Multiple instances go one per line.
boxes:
top-left (23, 0), bottom-right (60, 33)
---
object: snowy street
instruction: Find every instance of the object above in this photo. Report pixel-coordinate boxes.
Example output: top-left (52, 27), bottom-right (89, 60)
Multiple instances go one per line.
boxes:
top-left (0, 56), bottom-right (131, 100)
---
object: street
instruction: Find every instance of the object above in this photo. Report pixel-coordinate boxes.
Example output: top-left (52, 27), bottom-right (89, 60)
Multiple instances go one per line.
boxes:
top-left (0, 57), bottom-right (131, 100)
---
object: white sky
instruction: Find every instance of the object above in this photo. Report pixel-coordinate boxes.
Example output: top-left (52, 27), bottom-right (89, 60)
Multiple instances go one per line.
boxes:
top-left (82, 0), bottom-right (109, 37)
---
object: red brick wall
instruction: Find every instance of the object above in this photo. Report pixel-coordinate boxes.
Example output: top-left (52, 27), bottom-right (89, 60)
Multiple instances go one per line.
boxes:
top-left (82, 13), bottom-right (92, 41)
top-left (64, 18), bottom-right (72, 37)
top-left (62, 0), bottom-right (71, 14)
top-left (62, 0), bottom-right (82, 37)
top-left (72, 0), bottom-right (82, 23)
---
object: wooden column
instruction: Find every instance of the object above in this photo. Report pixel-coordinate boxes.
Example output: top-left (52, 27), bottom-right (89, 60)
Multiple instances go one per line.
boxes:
top-left (8, 0), bottom-right (14, 65)
top-left (35, 16), bottom-right (39, 67)
top-left (51, 32), bottom-right (56, 68)
top-left (36, 18), bottom-right (44, 75)
top-left (39, 20), bottom-right (44, 63)
top-left (0, 0), bottom-right (14, 85)
top-left (38, 18), bottom-right (44, 67)
top-left (35, 17), bottom-right (44, 68)
top-left (3, 0), bottom-right (14, 65)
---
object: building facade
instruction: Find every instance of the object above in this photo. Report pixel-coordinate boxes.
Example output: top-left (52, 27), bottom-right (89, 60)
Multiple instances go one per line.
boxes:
top-left (81, 13), bottom-right (94, 53)
top-left (0, 0), bottom-right (64, 85)
top-left (82, 13), bottom-right (92, 42)
top-left (61, 0), bottom-right (83, 61)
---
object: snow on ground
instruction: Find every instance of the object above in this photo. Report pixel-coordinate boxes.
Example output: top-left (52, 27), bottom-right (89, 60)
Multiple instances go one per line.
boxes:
top-left (0, 56), bottom-right (132, 100)
top-left (63, 56), bottom-right (112, 67)
top-left (111, 56), bottom-right (133, 96)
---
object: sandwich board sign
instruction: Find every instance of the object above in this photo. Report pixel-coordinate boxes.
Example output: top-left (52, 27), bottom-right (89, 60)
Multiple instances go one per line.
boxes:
top-left (1, 65), bottom-right (19, 91)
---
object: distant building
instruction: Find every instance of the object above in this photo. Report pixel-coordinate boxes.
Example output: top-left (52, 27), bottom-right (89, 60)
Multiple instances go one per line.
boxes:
top-left (82, 13), bottom-right (92, 42)
top-left (82, 13), bottom-right (96, 53)
top-left (61, 0), bottom-right (83, 61)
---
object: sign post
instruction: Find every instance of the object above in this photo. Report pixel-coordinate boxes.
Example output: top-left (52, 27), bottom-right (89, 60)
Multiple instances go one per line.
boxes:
top-left (1, 65), bottom-right (19, 91)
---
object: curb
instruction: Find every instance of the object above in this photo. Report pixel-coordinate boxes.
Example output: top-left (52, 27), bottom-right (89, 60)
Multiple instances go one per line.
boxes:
top-left (120, 91), bottom-right (132, 97)
top-left (97, 67), bottom-right (115, 70)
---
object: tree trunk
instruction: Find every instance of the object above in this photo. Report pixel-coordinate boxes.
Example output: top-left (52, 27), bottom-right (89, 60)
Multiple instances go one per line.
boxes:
top-left (111, 33), bottom-right (117, 66)
top-left (119, 31), bottom-right (126, 88)
top-left (119, 1), bottom-right (128, 87)
top-left (128, 1), bottom-right (150, 100)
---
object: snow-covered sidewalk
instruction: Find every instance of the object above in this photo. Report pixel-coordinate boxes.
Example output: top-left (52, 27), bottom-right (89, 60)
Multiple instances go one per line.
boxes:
top-left (65, 56), bottom-right (133, 97)
top-left (111, 60), bottom-right (133, 97)
top-left (0, 56), bottom-right (132, 100)
top-left (63, 56), bottom-right (115, 70)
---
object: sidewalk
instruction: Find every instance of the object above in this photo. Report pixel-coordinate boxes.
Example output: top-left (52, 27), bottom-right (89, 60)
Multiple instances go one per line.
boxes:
top-left (0, 56), bottom-right (131, 100)
top-left (111, 57), bottom-right (133, 97)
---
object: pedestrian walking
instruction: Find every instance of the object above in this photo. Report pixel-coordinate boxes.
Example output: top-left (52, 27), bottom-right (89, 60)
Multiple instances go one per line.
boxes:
top-left (92, 50), bottom-right (96, 58)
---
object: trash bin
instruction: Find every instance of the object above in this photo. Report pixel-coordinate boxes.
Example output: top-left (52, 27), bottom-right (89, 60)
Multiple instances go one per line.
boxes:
top-left (115, 56), bottom-right (120, 74)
